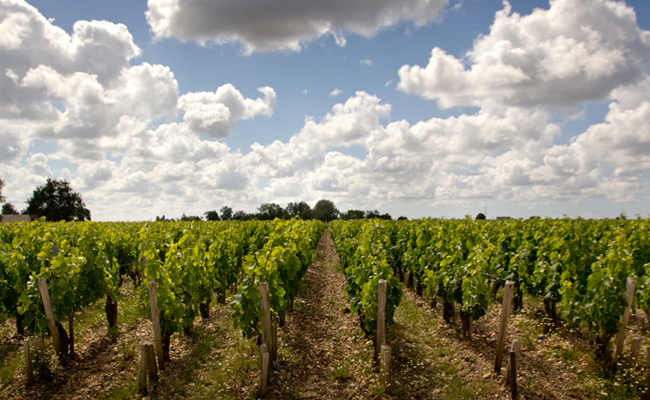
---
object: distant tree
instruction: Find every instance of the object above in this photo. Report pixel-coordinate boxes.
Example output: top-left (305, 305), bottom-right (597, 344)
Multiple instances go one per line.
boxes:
top-left (258, 203), bottom-right (286, 220)
top-left (313, 199), bottom-right (339, 222)
top-left (397, 216), bottom-right (408, 220)
top-left (24, 179), bottom-right (91, 221)
top-left (155, 215), bottom-right (172, 222)
top-left (180, 213), bottom-right (202, 221)
top-left (0, 177), bottom-right (5, 203)
top-left (204, 210), bottom-right (220, 221)
top-left (220, 206), bottom-right (233, 221)
top-left (232, 210), bottom-right (250, 221)
top-left (341, 209), bottom-right (365, 220)
top-left (2, 203), bottom-right (18, 214)
top-left (286, 201), bottom-right (313, 219)
top-left (476, 213), bottom-right (486, 220)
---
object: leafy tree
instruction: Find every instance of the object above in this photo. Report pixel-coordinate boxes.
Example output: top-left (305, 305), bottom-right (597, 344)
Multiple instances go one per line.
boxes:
top-left (258, 203), bottom-right (286, 220)
top-left (24, 179), bottom-right (91, 221)
top-left (180, 213), bottom-right (201, 221)
top-left (341, 209), bottom-right (365, 220)
top-left (397, 216), bottom-right (408, 220)
top-left (232, 210), bottom-right (250, 220)
top-left (2, 203), bottom-right (18, 214)
top-left (0, 177), bottom-right (5, 203)
top-left (313, 199), bottom-right (339, 222)
top-left (220, 206), bottom-right (233, 220)
top-left (365, 210), bottom-right (392, 220)
top-left (476, 213), bottom-right (486, 220)
top-left (286, 201), bottom-right (313, 219)
top-left (204, 210), bottom-right (220, 221)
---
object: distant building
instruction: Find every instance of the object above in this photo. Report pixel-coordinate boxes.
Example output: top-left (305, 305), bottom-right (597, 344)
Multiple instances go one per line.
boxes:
top-left (496, 216), bottom-right (511, 220)
top-left (1, 214), bottom-right (31, 223)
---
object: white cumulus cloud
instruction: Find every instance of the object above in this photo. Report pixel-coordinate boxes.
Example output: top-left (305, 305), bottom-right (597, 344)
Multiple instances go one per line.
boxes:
top-left (398, 0), bottom-right (650, 109)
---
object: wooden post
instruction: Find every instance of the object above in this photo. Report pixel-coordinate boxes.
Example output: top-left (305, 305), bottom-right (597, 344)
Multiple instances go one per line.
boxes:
top-left (632, 336), bottom-right (643, 362)
top-left (495, 281), bottom-right (514, 373)
top-left (24, 338), bottom-right (34, 386)
top-left (377, 279), bottom-right (387, 359)
top-left (259, 282), bottom-right (272, 360)
top-left (148, 280), bottom-right (165, 371)
top-left (260, 343), bottom-right (269, 395)
top-left (506, 339), bottom-right (522, 386)
top-left (380, 344), bottom-right (391, 386)
top-left (615, 277), bottom-right (636, 360)
top-left (37, 279), bottom-right (62, 357)
top-left (509, 351), bottom-right (518, 400)
top-left (139, 343), bottom-right (148, 395)
top-left (145, 343), bottom-right (158, 381)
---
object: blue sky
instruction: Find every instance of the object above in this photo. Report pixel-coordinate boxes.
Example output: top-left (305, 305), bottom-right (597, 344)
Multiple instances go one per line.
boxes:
top-left (1, 0), bottom-right (649, 220)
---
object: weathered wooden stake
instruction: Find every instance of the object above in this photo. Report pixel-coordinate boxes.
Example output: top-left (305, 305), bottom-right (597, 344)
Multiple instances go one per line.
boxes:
top-left (148, 280), bottom-right (165, 371)
top-left (145, 343), bottom-right (158, 381)
top-left (632, 336), bottom-right (643, 362)
top-left (259, 282), bottom-right (272, 360)
top-left (139, 343), bottom-right (148, 395)
top-left (37, 279), bottom-right (62, 358)
top-left (24, 338), bottom-right (34, 386)
top-left (615, 277), bottom-right (636, 361)
top-left (377, 279), bottom-right (387, 359)
top-left (506, 339), bottom-right (522, 386)
top-left (495, 281), bottom-right (514, 373)
top-left (380, 344), bottom-right (391, 386)
top-left (260, 343), bottom-right (269, 395)
top-left (509, 351), bottom-right (518, 400)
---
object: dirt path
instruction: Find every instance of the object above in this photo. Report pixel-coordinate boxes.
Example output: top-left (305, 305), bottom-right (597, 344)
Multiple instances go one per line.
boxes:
top-left (266, 229), bottom-right (368, 399)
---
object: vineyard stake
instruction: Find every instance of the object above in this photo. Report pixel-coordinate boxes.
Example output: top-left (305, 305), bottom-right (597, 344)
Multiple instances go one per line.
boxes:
top-left (37, 278), bottom-right (63, 358)
top-left (260, 343), bottom-right (269, 395)
top-left (495, 281), bottom-right (514, 373)
top-left (377, 279), bottom-right (387, 359)
top-left (380, 344), bottom-right (391, 386)
top-left (506, 339), bottom-right (521, 386)
top-left (509, 351), bottom-right (518, 400)
top-left (632, 336), bottom-right (642, 362)
top-left (148, 280), bottom-right (165, 371)
top-left (145, 343), bottom-right (158, 381)
top-left (259, 282), bottom-right (272, 361)
top-left (615, 277), bottom-right (636, 361)
top-left (24, 338), bottom-right (34, 386)
top-left (139, 343), bottom-right (148, 395)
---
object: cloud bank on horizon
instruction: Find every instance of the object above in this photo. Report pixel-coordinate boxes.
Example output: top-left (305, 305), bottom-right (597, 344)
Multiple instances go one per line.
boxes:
top-left (0, 0), bottom-right (649, 220)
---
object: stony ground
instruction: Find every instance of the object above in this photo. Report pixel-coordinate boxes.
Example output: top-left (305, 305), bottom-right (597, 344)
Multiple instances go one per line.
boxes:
top-left (1, 229), bottom-right (648, 400)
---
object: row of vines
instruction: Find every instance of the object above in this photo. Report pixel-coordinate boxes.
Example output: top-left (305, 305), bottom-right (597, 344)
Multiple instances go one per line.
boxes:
top-left (331, 217), bottom-right (650, 366)
top-left (0, 219), bottom-right (323, 364)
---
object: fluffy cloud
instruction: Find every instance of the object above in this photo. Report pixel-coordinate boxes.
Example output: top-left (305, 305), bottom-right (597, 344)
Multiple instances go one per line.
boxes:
top-left (146, 0), bottom-right (448, 52)
top-left (398, 0), bottom-right (650, 108)
top-left (178, 85), bottom-right (277, 138)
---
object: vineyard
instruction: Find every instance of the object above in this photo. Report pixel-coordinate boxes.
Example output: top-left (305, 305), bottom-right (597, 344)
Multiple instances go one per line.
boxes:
top-left (0, 217), bottom-right (650, 399)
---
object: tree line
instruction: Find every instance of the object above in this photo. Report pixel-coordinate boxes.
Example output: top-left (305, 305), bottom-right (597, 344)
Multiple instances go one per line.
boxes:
top-left (159, 200), bottom-right (406, 223)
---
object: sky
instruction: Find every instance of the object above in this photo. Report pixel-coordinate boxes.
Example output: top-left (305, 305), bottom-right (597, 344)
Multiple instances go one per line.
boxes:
top-left (0, 0), bottom-right (649, 221)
